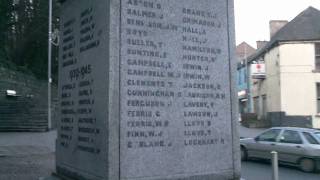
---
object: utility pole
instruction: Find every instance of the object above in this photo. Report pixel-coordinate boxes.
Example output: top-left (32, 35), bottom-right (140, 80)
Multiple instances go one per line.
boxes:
top-left (244, 45), bottom-right (250, 113)
top-left (48, 0), bottom-right (53, 130)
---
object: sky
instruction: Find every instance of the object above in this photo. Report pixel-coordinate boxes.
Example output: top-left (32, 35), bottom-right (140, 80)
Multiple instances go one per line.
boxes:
top-left (234, 0), bottom-right (320, 48)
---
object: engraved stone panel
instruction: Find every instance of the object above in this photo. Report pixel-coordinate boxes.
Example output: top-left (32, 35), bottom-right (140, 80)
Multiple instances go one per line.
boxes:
top-left (56, 0), bottom-right (109, 179)
top-left (120, 0), bottom-right (235, 179)
top-left (56, 0), bottom-right (239, 180)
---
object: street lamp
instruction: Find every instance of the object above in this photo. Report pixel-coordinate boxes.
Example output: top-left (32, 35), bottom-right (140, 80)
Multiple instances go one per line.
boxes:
top-left (48, 0), bottom-right (60, 130)
top-left (48, 0), bottom-right (53, 130)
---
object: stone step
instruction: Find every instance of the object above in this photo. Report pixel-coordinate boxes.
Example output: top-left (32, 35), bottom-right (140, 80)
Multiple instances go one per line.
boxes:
top-left (0, 145), bottom-right (51, 157)
top-left (0, 123), bottom-right (48, 126)
top-left (0, 127), bottom-right (48, 132)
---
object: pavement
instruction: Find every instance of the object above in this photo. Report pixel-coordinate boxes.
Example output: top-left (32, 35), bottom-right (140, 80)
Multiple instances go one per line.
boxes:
top-left (0, 153), bottom-right (55, 180)
top-left (0, 125), bottom-right (262, 180)
top-left (4, 125), bottom-right (315, 180)
top-left (0, 130), bottom-right (57, 180)
top-left (0, 130), bottom-right (56, 153)
top-left (238, 123), bottom-right (267, 138)
top-left (0, 124), bottom-right (263, 156)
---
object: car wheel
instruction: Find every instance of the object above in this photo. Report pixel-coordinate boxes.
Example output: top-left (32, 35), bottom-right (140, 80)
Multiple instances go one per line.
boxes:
top-left (241, 146), bottom-right (248, 161)
top-left (299, 158), bottom-right (315, 172)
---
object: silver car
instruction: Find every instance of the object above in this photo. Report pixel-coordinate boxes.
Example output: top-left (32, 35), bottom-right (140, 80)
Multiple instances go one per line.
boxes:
top-left (240, 127), bottom-right (320, 172)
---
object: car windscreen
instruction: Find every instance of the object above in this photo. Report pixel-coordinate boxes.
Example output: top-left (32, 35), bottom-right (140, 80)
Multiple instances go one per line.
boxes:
top-left (314, 132), bottom-right (320, 141)
top-left (303, 132), bottom-right (320, 144)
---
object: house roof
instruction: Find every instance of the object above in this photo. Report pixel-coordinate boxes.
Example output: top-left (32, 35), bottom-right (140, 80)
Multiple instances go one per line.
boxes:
top-left (236, 42), bottom-right (256, 60)
top-left (248, 6), bottom-right (320, 62)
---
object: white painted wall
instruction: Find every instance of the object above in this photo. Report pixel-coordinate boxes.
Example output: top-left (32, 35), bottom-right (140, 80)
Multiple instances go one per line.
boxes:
top-left (251, 42), bottom-right (320, 128)
top-left (265, 47), bottom-right (281, 113)
top-left (279, 43), bottom-right (315, 115)
top-left (279, 43), bottom-right (320, 128)
top-left (251, 46), bottom-right (281, 119)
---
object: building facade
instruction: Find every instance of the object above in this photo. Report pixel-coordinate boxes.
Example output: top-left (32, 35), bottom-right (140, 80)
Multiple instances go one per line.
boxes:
top-left (248, 7), bottom-right (320, 128)
top-left (236, 42), bottom-right (256, 114)
top-left (237, 62), bottom-right (251, 113)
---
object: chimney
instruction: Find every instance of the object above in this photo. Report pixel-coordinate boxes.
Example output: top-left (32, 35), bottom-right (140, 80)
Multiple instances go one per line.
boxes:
top-left (256, 41), bottom-right (268, 50)
top-left (269, 20), bottom-right (288, 38)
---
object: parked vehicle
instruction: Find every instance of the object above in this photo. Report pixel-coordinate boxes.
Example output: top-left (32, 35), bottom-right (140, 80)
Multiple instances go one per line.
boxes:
top-left (240, 127), bottom-right (320, 172)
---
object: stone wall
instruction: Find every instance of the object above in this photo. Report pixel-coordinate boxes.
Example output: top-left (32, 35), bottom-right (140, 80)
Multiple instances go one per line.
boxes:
top-left (268, 112), bottom-right (313, 128)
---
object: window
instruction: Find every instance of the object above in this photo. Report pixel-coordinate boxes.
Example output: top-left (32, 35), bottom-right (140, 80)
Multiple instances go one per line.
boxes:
top-left (257, 129), bottom-right (281, 142)
top-left (317, 83), bottom-right (320, 113)
top-left (238, 71), bottom-right (241, 85)
top-left (262, 95), bottom-right (267, 119)
top-left (244, 69), bottom-right (247, 83)
top-left (280, 130), bottom-right (303, 144)
top-left (303, 132), bottom-right (319, 145)
top-left (315, 43), bottom-right (320, 71)
top-left (314, 132), bottom-right (320, 141)
top-left (253, 96), bottom-right (259, 114)
top-left (316, 43), bottom-right (320, 55)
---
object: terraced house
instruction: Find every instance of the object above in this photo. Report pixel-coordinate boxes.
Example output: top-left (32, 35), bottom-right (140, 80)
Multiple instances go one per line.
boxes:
top-left (248, 7), bottom-right (320, 128)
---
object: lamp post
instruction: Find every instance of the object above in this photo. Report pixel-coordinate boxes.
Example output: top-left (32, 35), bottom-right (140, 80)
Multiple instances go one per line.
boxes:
top-left (48, 0), bottom-right (53, 130)
top-left (244, 45), bottom-right (250, 113)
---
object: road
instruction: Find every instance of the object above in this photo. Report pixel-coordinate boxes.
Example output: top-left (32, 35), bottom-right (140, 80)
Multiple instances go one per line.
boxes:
top-left (242, 160), bottom-right (320, 180)
top-left (239, 124), bottom-right (320, 180)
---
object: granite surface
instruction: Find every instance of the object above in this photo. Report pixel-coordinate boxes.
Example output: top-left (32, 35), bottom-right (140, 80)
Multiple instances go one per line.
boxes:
top-left (56, 0), bottom-right (240, 179)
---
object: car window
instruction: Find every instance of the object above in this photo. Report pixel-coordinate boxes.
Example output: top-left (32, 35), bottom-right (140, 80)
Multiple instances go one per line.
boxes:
top-left (315, 132), bottom-right (320, 140)
top-left (257, 129), bottom-right (281, 142)
top-left (303, 132), bottom-right (319, 144)
top-left (280, 130), bottom-right (303, 144)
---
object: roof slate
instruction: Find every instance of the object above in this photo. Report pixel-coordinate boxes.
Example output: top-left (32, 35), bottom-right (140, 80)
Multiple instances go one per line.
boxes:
top-left (248, 6), bottom-right (320, 62)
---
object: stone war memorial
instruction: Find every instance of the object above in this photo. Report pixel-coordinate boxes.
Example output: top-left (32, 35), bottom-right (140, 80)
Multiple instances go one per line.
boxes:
top-left (56, 0), bottom-right (240, 179)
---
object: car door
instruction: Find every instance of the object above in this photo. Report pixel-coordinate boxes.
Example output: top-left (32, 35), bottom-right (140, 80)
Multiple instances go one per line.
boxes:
top-left (276, 130), bottom-right (306, 164)
top-left (247, 129), bottom-right (282, 159)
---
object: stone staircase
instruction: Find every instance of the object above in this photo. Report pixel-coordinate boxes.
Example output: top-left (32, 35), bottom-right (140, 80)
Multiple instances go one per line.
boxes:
top-left (0, 67), bottom-right (50, 132)
top-left (0, 97), bottom-right (48, 132)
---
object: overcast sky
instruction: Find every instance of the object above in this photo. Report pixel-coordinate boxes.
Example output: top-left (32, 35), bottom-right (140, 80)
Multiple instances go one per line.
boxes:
top-left (234, 0), bottom-right (320, 48)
